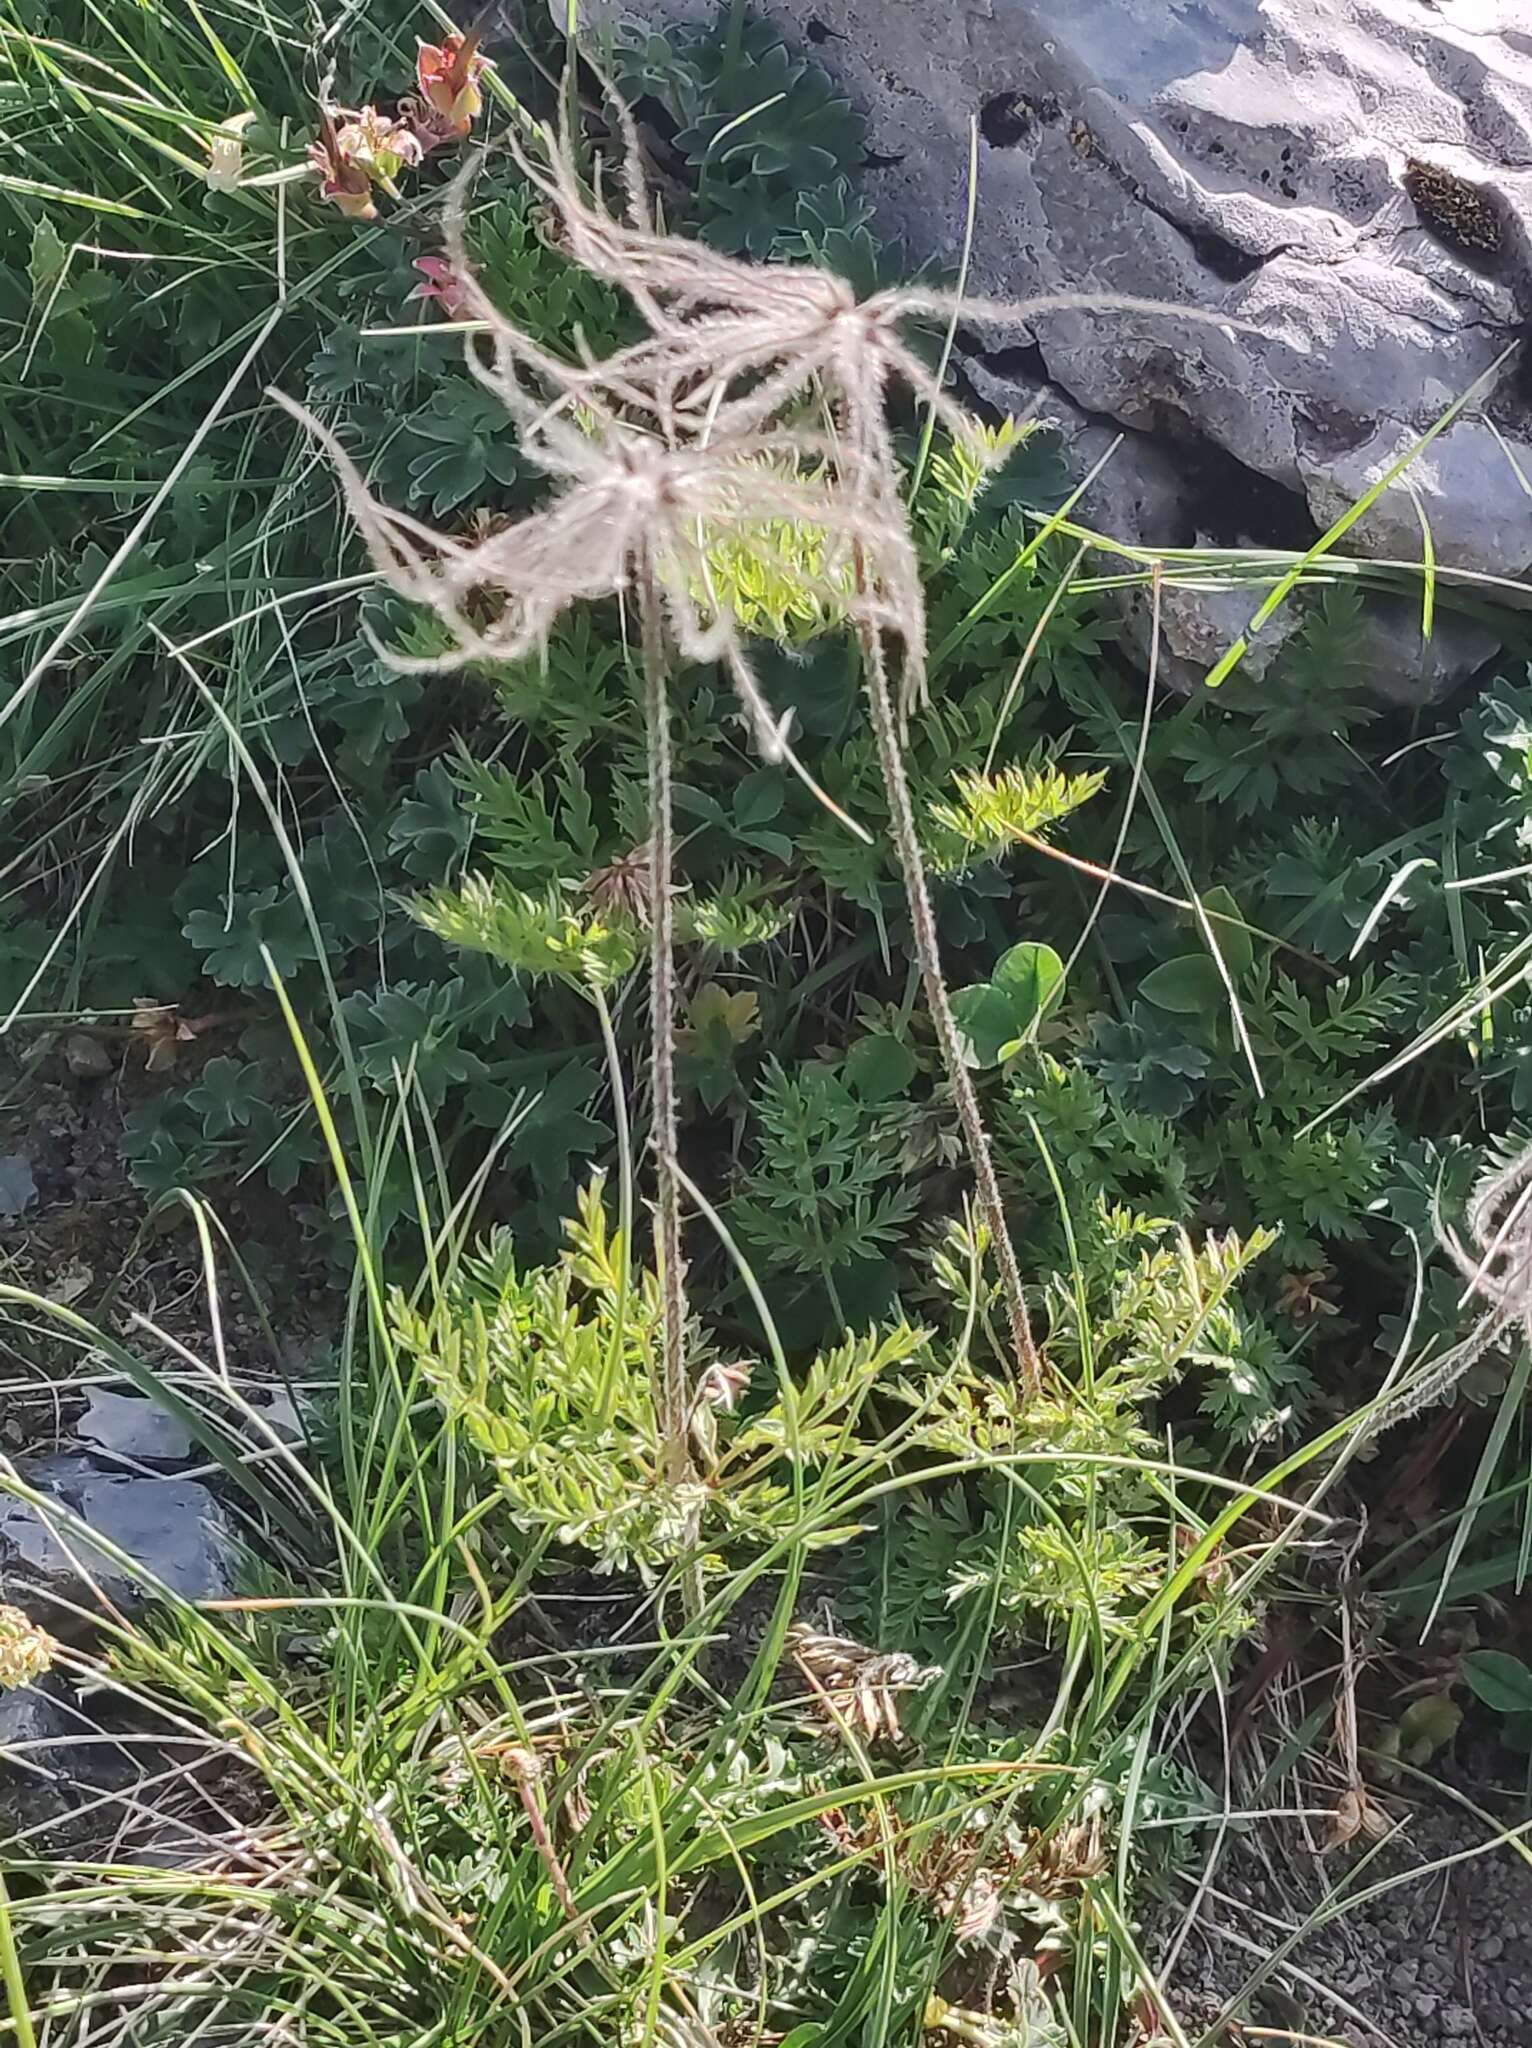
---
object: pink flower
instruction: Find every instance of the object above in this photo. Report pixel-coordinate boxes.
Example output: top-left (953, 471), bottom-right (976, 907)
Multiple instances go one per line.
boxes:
top-left (308, 135), bottom-right (375, 221)
top-left (410, 254), bottom-right (471, 318)
top-left (309, 106), bottom-right (422, 220)
top-left (415, 30), bottom-right (488, 138)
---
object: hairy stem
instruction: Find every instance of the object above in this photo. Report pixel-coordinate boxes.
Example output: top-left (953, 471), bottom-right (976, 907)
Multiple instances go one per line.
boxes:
top-left (857, 606), bottom-right (1042, 1390)
top-left (640, 571), bottom-right (692, 1476)
top-left (591, 983), bottom-right (633, 1429)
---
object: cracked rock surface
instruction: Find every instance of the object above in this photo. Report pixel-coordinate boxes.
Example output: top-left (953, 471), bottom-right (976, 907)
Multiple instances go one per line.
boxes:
top-left (581, 0), bottom-right (1532, 694)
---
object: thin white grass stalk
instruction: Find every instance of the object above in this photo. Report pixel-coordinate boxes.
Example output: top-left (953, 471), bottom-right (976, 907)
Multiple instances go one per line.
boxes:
top-left (639, 571), bottom-right (691, 1480)
top-left (982, 538), bottom-right (1089, 778)
top-left (1445, 859), bottom-right (1532, 889)
top-left (1157, 1649), bottom-right (1233, 1993)
top-left (1090, 1884), bottom-right (1197, 2048)
top-left (1188, 1908), bottom-right (1400, 2048)
top-left (931, 434), bottom-right (1124, 672)
top-left (855, 591), bottom-right (1042, 1389)
top-left (151, 625), bottom-right (373, 1170)
top-left (1056, 564), bottom-right (1162, 996)
top-left (1346, 855), bottom-right (1438, 960)
top-left (1189, 874), bottom-right (1265, 1102)
top-left (1297, 927), bottom-right (1532, 1136)
top-left (1420, 1348), bottom-right (1532, 1639)
top-left (171, 1190), bottom-right (232, 1393)
top-left (1403, 478), bottom-right (1437, 639)
top-left (0, 778), bottom-right (153, 1033)
top-left (904, 111), bottom-right (979, 507)
top-left (1127, 733), bottom-right (1265, 1100)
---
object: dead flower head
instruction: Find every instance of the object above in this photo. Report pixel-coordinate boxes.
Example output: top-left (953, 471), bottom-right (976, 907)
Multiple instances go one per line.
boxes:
top-left (582, 839), bottom-right (655, 925)
top-left (787, 1623), bottom-right (941, 1744)
top-left (696, 1359), bottom-right (752, 1413)
top-left (820, 1806), bottom-right (1012, 1945)
top-left (131, 997), bottom-right (196, 1072)
top-left (272, 384), bottom-right (885, 831)
top-left (1022, 1815), bottom-right (1109, 1898)
top-left (511, 99), bottom-right (1258, 716)
top-left (1322, 1781), bottom-right (1393, 1853)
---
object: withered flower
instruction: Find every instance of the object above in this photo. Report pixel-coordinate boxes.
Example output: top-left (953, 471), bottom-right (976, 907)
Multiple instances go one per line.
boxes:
top-left (696, 1359), bottom-right (752, 1414)
top-left (582, 839), bottom-right (655, 926)
top-left (787, 1623), bottom-right (941, 1744)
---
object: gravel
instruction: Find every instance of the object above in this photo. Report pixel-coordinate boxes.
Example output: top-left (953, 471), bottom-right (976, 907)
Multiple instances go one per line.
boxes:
top-left (1151, 1802), bottom-right (1532, 2047)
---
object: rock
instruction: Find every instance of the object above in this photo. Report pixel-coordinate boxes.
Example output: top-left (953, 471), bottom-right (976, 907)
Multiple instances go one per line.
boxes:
top-left (251, 1384), bottom-right (305, 1445)
top-left (0, 1679), bottom-right (139, 1847)
top-left (1478, 1933), bottom-right (1504, 1963)
top-left (577, 0), bottom-right (1532, 699)
top-left (1439, 2006), bottom-right (1476, 2039)
top-left (62, 1032), bottom-right (113, 1080)
top-left (0, 1154), bottom-right (37, 1218)
top-left (0, 1455), bottom-right (240, 1634)
top-left (75, 1389), bottom-right (195, 1467)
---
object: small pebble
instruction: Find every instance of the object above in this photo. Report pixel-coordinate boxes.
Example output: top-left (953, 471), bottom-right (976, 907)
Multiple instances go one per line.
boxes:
top-left (1414, 1992), bottom-right (1439, 2019)
top-left (1479, 1932), bottom-right (1504, 1962)
top-left (1390, 1960), bottom-right (1418, 1990)
top-left (63, 1032), bottom-right (113, 1079)
top-left (1439, 2006), bottom-right (1475, 2040)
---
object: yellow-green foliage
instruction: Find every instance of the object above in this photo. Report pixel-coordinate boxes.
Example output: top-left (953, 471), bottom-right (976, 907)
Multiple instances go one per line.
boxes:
top-left (391, 1180), bottom-right (926, 1573)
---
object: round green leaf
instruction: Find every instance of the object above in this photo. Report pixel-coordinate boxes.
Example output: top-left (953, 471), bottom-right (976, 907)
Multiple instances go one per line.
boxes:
top-left (1462, 1649), bottom-right (1532, 1717)
top-left (844, 1033), bottom-right (919, 1103)
top-left (1139, 954), bottom-right (1227, 1016)
top-left (992, 941), bottom-right (1065, 1033)
top-left (950, 984), bottom-right (1016, 1068)
top-left (734, 769), bottom-right (786, 828)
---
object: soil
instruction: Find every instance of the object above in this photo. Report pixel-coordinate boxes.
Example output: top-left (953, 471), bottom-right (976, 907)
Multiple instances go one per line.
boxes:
top-left (1150, 1793), bottom-right (1532, 2047)
top-left (0, 1044), bottom-right (323, 1422)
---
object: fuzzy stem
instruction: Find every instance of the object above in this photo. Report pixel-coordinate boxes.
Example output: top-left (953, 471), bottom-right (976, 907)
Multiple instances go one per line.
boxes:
top-left (590, 983), bottom-right (632, 1430)
top-left (856, 602), bottom-right (1043, 1391)
top-left (639, 570), bottom-right (692, 1477)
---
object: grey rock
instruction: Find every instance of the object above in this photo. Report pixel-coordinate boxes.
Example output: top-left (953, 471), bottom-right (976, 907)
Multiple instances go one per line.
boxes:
top-left (1478, 1933), bottom-right (1505, 1963)
top-left (0, 1454), bottom-right (240, 1633)
top-left (75, 1389), bottom-right (195, 1467)
top-left (578, 0), bottom-right (1532, 697)
top-left (1388, 1959), bottom-right (1418, 1990)
top-left (252, 1384), bottom-right (305, 1445)
top-left (0, 1154), bottom-right (37, 1219)
top-left (1439, 2006), bottom-right (1476, 2039)
top-left (1415, 1992), bottom-right (1441, 2019)
top-left (62, 1032), bottom-right (113, 1080)
top-left (0, 1680), bottom-right (139, 1847)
